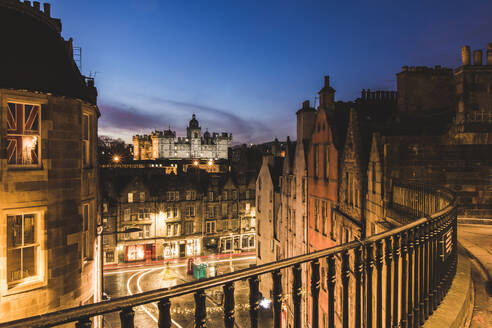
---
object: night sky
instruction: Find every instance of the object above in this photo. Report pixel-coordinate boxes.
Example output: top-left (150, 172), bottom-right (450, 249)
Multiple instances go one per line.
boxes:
top-left (49, 0), bottom-right (492, 144)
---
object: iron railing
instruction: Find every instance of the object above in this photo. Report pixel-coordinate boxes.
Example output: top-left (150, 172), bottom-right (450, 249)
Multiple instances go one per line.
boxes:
top-left (0, 183), bottom-right (457, 328)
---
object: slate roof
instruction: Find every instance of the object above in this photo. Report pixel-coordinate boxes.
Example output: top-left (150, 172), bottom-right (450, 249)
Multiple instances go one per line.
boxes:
top-left (0, 2), bottom-right (97, 104)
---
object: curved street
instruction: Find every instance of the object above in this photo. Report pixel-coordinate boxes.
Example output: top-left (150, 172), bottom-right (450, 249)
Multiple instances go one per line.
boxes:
top-left (103, 256), bottom-right (258, 327)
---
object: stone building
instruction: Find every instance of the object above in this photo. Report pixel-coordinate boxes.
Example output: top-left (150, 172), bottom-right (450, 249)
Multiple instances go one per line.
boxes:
top-left (101, 167), bottom-right (256, 265)
top-left (133, 114), bottom-right (232, 160)
top-left (0, 1), bottom-right (99, 322)
top-left (255, 154), bottom-right (283, 300)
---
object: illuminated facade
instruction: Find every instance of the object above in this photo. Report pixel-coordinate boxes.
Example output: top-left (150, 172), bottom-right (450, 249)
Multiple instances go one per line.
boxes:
top-left (132, 114), bottom-right (232, 160)
top-left (101, 168), bottom-right (256, 265)
top-left (0, 1), bottom-right (99, 323)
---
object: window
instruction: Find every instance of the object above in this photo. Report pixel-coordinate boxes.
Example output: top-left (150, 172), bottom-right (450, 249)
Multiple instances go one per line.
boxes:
top-left (124, 208), bottom-right (131, 221)
top-left (372, 163), bottom-right (376, 194)
top-left (105, 251), bottom-right (114, 263)
top-left (258, 177), bottom-right (262, 190)
top-left (82, 113), bottom-right (91, 167)
top-left (128, 193), bottom-right (133, 203)
top-left (143, 225), bottom-right (150, 238)
top-left (232, 190), bottom-right (238, 200)
top-left (269, 190), bottom-right (272, 203)
top-left (206, 221), bottom-right (216, 234)
top-left (302, 178), bottom-right (306, 203)
top-left (7, 102), bottom-right (41, 166)
top-left (222, 203), bottom-right (228, 217)
top-left (314, 199), bottom-right (319, 231)
top-left (246, 190), bottom-right (250, 199)
top-left (314, 145), bottom-right (319, 177)
top-left (325, 145), bottom-right (330, 179)
top-left (7, 213), bottom-right (39, 284)
top-left (140, 192), bottom-right (145, 202)
top-left (223, 191), bottom-right (228, 200)
top-left (257, 220), bottom-right (261, 235)
top-left (321, 201), bottom-right (327, 235)
top-left (345, 172), bottom-right (349, 204)
top-left (82, 203), bottom-right (90, 259)
top-left (257, 196), bottom-right (261, 212)
top-left (167, 223), bottom-right (180, 236)
top-left (258, 241), bottom-right (261, 259)
top-left (138, 208), bottom-right (150, 221)
top-left (186, 191), bottom-right (196, 200)
top-left (330, 213), bottom-right (336, 241)
top-left (293, 178), bottom-right (296, 199)
top-left (185, 205), bottom-right (195, 217)
top-left (167, 191), bottom-right (178, 201)
top-left (173, 207), bottom-right (178, 218)
top-left (208, 191), bottom-right (214, 201)
top-left (185, 221), bottom-right (194, 234)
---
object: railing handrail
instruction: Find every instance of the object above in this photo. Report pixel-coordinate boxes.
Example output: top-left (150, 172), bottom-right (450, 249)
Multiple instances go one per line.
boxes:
top-left (0, 185), bottom-right (457, 328)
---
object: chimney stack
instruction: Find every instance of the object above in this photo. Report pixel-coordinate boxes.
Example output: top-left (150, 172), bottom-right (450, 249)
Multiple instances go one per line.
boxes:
top-left (324, 75), bottom-right (330, 87)
top-left (473, 50), bottom-right (483, 65)
top-left (487, 43), bottom-right (492, 65)
top-left (461, 46), bottom-right (471, 66)
top-left (33, 1), bottom-right (40, 10)
top-left (302, 100), bottom-right (310, 109)
top-left (43, 3), bottom-right (51, 16)
top-left (24, 1), bottom-right (32, 7)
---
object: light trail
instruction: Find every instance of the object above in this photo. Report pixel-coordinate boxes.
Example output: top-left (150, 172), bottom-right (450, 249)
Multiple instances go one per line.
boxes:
top-left (136, 268), bottom-right (184, 328)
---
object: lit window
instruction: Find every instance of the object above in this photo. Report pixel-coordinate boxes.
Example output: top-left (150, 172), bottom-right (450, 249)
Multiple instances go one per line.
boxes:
top-left (7, 102), bottom-right (40, 166)
top-left (7, 213), bottom-right (39, 284)
top-left (82, 113), bottom-right (91, 167)
top-left (206, 221), bottom-right (216, 234)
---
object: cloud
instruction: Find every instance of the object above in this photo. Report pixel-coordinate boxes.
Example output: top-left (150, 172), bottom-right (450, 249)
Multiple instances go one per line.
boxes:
top-left (98, 97), bottom-right (280, 144)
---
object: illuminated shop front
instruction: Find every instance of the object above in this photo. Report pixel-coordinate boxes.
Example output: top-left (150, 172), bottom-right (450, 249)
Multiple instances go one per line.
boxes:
top-left (163, 238), bottom-right (201, 259)
top-left (124, 244), bottom-right (155, 262)
top-left (219, 233), bottom-right (255, 253)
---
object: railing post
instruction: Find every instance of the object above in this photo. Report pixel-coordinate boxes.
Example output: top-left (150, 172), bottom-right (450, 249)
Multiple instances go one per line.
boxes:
top-left (413, 227), bottom-right (421, 328)
top-left (385, 237), bottom-right (393, 328)
top-left (195, 289), bottom-right (207, 328)
top-left (223, 282), bottom-right (235, 328)
top-left (342, 251), bottom-right (350, 328)
top-left (249, 275), bottom-right (260, 328)
top-left (393, 234), bottom-right (400, 328)
top-left (273, 270), bottom-right (283, 328)
top-left (407, 229), bottom-right (415, 328)
top-left (158, 298), bottom-right (172, 328)
top-left (423, 221), bottom-right (430, 320)
top-left (428, 221), bottom-right (436, 316)
top-left (366, 243), bottom-right (374, 328)
top-left (375, 240), bottom-right (384, 328)
top-left (292, 264), bottom-right (302, 328)
top-left (354, 246), bottom-right (363, 328)
top-left (76, 318), bottom-right (92, 328)
top-left (120, 307), bottom-right (135, 328)
top-left (327, 255), bottom-right (336, 328)
top-left (420, 222), bottom-right (427, 325)
top-left (400, 232), bottom-right (408, 328)
top-left (311, 260), bottom-right (320, 328)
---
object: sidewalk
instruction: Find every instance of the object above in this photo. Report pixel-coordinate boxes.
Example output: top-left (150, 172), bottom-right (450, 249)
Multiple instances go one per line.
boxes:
top-left (104, 251), bottom-right (255, 272)
top-left (458, 224), bottom-right (492, 328)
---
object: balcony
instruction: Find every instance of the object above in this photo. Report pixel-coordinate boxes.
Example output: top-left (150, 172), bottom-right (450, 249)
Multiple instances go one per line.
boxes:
top-left (0, 182), bottom-right (457, 328)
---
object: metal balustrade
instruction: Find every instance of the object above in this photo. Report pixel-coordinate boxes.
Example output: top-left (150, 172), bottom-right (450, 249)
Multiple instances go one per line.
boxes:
top-left (0, 183), bottom-right (457, 328)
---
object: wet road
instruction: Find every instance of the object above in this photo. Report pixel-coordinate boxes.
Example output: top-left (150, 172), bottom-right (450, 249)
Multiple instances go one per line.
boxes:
top-left (103, 256), bottom-right (262, 327)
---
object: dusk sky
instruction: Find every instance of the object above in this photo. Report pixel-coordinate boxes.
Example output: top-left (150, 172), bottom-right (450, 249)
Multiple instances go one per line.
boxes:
top-left (50, 0), bottom-right (492, 144)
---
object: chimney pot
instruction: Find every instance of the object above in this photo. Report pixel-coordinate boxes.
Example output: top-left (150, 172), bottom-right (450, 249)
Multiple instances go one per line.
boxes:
top-left (24, 1), bottom-right (32, 6)
top-left (473, 49), bottom-right (483, 65)
top-left (402, 66), bottom-right (409, 72)
top-left (487, 43), bottom-right (492, 65)
top-left (43, 3), bottom-right (51, 16)
top-left (324, 75), bottom-right (330, 87)
top-left (302, 100), bottom-right (310, 109)
top-left (33, 1), bottom-right (40, 9)
top-left (461, 46), bottom-right (471, 66)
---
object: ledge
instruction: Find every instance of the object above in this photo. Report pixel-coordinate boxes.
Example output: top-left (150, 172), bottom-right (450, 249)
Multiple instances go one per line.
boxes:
top-left (423, 248), bottom-right (472, 328)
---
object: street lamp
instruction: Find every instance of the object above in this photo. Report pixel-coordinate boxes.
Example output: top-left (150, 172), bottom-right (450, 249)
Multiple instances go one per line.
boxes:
top-left (113, 155), bottom-right (120, 163)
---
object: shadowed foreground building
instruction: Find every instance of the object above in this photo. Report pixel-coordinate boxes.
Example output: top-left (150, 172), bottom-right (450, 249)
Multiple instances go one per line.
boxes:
top-left (0, 1), bottom-right (99, 322)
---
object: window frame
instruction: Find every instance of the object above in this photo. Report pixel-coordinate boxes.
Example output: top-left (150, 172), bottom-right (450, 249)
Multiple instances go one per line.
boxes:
top-left (6, 101), bottom-right (43, 168)
top-left (2, 206), bottom-right (47, 295)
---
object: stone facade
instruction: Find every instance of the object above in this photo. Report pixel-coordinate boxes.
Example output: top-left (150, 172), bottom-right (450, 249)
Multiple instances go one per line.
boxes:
top-left (101, 168), bottom-right (256, 265)
top-left (0, 1), bottom-right (99, 322)
top-left (133, 114), bottom-right (232, 160)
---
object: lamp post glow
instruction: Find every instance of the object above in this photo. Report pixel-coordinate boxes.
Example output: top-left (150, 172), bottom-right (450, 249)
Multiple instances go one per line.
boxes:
top-left (113, 155), bottom-right (120, 163)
